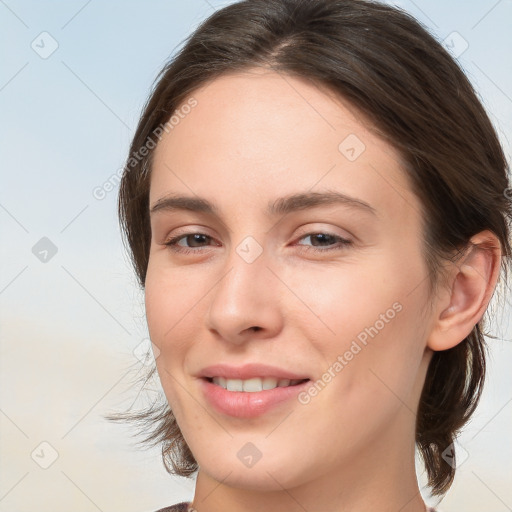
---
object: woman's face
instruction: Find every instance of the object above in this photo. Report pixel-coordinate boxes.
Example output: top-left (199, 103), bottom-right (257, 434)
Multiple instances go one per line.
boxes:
top-left (145, 68), bottom-right (435, 491)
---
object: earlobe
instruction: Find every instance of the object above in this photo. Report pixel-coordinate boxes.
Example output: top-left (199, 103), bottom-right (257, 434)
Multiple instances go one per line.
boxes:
top-left (427, 230), bottom-right (501, 352)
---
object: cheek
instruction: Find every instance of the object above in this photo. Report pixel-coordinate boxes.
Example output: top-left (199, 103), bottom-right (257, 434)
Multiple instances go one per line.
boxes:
top-left (290, 253), bottom-right (428, 384)
top-left (286, 260), bottom-right (405, 345)
top-left (144, 267), bottom-right (192, 418)
top-left (144, 261), bottom-right (202, 343)
top-left (144, 263), bottom-right (196, 403)
top-left (294, 278), bottom-right (425, 464)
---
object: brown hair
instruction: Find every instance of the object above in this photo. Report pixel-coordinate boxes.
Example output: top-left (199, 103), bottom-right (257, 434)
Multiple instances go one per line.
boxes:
top-left (106, 0), bottom-right (512, 498)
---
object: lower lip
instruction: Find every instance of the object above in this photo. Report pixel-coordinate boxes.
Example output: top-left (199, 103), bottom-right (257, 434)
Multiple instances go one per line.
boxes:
top-left (200, 378), bottom-right (311, 418)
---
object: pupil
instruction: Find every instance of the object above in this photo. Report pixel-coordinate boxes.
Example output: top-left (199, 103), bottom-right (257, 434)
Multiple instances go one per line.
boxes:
top-left (314, 234), bottom-right (332, 246)
top-left (190, 234), bottom-right (207, 246)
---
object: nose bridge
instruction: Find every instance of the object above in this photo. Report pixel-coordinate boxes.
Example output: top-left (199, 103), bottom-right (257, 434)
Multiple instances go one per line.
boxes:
top-left (214, 235), bottom-right (269, 309)
top-left (205, 234), bottom-right (281, 339)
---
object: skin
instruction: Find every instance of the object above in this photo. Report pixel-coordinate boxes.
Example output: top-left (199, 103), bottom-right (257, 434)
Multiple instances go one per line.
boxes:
top-left (145, 68), bottom-right (501, 512)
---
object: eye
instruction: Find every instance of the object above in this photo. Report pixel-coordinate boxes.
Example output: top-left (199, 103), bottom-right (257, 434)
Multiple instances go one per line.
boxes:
top-left (163, 231), bottom-right (352, 255)
top-left (164, 232), bottom-right (217, 254)
top-left (294, 232), bottom-right (352, 253)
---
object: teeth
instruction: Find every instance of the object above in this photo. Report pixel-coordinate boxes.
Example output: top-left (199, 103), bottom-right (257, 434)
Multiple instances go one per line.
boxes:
top-left (226, 379), bottom-right (243, 392)
top-left (211, 376), bottom-right (305, 392)
top-left (262, 377), bottom-right (279, 390)
top-left (243, 378), bottom-right (263, 392)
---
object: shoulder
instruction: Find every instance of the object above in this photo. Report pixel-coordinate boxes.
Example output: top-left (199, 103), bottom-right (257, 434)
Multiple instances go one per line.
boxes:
top-left (154, 502), bottom-right (191, 512)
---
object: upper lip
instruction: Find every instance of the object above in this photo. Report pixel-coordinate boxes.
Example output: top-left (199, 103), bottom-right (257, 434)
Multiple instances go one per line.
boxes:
top-left (198, 363), bottom-right (310, 381)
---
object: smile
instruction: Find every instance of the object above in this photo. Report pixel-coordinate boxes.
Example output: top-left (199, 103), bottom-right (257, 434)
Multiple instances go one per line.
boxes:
top-left (208, 376), bottom-right (309, 392)
top-left (201, 377), bottom-right (312, 418)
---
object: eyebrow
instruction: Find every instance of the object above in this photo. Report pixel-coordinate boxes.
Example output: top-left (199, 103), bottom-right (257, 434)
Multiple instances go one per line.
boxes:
top-left (149, 190), bottom-right (377, 217)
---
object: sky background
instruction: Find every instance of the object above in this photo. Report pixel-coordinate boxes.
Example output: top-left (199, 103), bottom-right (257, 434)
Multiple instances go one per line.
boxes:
top-left (0, 1), bottom-right (511, 511)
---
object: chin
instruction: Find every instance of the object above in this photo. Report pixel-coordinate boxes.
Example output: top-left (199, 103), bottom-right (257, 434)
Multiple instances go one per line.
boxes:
top-left (217, 469), bottom-right (296, 492)
top-left (197, 451), bottom-right (307, 492)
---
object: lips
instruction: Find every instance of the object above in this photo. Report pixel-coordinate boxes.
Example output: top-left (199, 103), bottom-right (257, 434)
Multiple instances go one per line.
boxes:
top-left (197, 363), bottom-right (312, 418)
top-left (209, 376), bottom-right (308, 392)
top-left (198, 363), bottom-right (310, 381)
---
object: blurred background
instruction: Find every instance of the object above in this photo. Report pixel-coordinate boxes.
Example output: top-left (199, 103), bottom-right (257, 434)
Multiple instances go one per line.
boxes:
top-left (0, 1), bottom-right (511, 511)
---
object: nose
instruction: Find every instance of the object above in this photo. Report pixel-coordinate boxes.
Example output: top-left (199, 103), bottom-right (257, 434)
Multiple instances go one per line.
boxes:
top-left (204, 242), bottom-right (283, 345)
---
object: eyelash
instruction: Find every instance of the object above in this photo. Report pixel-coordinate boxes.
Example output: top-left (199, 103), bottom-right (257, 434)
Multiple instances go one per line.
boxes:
top-left (163, 232), bottom-right (352, 255)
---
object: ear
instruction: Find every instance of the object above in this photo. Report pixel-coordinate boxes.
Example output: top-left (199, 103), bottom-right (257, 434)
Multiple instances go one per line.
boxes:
top-left (427, 230), bottom-right (502, 351)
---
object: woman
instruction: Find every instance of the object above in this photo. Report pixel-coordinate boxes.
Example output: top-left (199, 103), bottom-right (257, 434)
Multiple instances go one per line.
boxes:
top-left (108, 1), bottom-right (511, 511)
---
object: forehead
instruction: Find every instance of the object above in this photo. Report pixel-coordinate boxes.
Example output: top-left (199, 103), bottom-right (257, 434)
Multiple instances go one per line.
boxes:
top-left (149, 69), bottom-right (420, 224)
